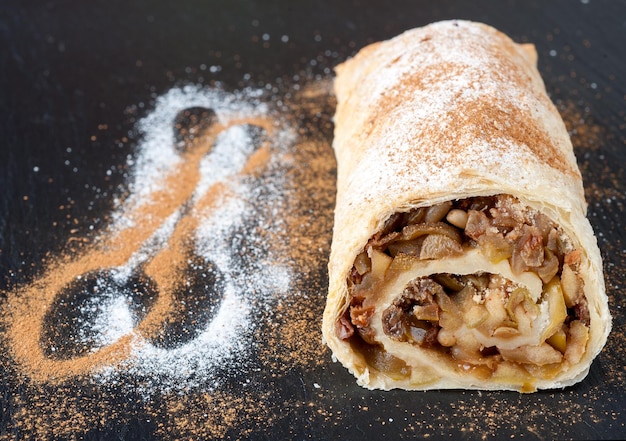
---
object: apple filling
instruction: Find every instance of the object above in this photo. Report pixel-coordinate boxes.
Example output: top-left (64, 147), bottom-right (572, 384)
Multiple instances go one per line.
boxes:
top-left (337, 194), bottom-right (590, 385)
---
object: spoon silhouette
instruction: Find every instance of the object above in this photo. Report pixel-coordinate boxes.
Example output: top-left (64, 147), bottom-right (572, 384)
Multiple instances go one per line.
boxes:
top-left (10, 108), bottom-right (275, 382)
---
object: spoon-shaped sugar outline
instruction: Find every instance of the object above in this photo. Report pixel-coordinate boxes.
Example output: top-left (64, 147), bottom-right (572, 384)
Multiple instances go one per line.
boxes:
top-left (8, 112), bottom-right (276, 383)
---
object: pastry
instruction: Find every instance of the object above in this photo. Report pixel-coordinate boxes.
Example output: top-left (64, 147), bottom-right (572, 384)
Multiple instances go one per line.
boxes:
top-left (322, 20), bottom-right (611, 392)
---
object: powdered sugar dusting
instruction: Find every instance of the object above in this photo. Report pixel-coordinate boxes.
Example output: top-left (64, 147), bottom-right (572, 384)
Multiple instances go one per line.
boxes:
top-left (334, 21), bottom-right (579, 198)
top-left (79, 281), bottom-right (136, 351)
top-left (97, 84), bottom-right (296, 392)
top-left (194, 125), bottom-right (262, 203)
top-left (99, 281), bottom-right (251, 394)
top-left (10, 83), bottom-right (301, 394)
top-left (111, 85), bottom-right (270, 228)
top-left (331, 20), bottom-right (586, 280)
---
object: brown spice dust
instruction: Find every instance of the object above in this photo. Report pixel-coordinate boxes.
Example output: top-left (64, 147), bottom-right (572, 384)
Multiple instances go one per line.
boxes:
top-left (0, 79), bottom-right (337, 440)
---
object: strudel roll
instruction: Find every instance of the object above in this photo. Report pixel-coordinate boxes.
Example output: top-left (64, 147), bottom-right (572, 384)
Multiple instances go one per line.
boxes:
top-left (322, 20), bottom-right (611, 392)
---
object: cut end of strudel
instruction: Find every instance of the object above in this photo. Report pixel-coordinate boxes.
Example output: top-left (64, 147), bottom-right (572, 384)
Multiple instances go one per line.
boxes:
top-left (322, 20), bottom-right (611, 392)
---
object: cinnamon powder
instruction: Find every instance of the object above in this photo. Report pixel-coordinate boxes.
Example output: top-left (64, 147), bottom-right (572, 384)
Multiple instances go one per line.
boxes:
top-left (0, 80), bottom-right (337, 439)
top-left (0, 72), bottom-right (611, 439)
top-left (6, 114), bottom-right (277, 383)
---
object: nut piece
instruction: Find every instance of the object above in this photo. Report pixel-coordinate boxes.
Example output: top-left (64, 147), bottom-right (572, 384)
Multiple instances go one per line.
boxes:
top-left (446, 209), bottom-right (469, 229)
